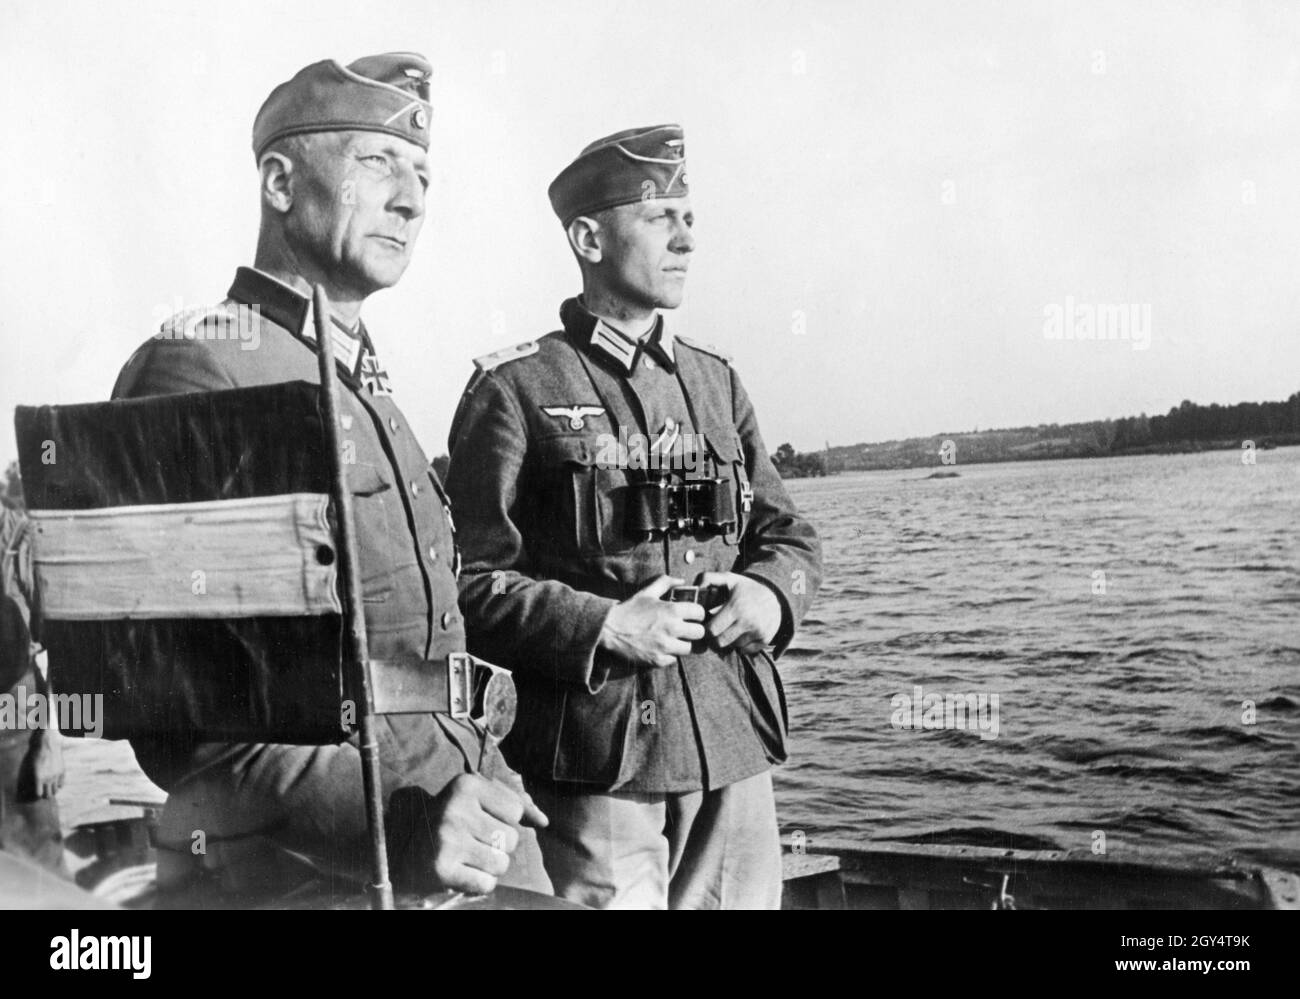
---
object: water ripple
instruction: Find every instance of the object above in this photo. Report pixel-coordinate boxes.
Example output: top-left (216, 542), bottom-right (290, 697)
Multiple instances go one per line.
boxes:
top-left (776, 448), bottom-right (1300, 872)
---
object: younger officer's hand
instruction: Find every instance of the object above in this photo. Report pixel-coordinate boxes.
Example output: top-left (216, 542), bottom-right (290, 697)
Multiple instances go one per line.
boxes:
top-left (696, 572), bottom-right (782, 655)
top-left (423, 773), bottom-right (548, 896)
top-left (599, 575), bottom-right (706, 668)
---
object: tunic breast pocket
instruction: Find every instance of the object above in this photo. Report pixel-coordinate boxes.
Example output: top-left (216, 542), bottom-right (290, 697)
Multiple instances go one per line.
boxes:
top-left (701, 429), bottom-right (750, 546)
top-left (347, 461), bottom-right (397, 602)
top-left (535, 434), bottom-right (633, 557)
top-left (349, 461), bottom-right (393, 497)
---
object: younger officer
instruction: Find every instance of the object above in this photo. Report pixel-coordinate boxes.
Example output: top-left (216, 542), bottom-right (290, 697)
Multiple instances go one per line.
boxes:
top-left (111, 53), bottom-right (549, 899)
top-left (446, 125), bottom-right (823, 908)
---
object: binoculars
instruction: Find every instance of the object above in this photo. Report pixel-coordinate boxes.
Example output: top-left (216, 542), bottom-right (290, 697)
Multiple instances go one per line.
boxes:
top-left (666, 583), bottom-right (729, 611)
top-left (624, 471), bottom-right (737, 538)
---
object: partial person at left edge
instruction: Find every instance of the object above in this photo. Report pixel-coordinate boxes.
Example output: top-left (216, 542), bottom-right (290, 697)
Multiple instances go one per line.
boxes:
top-left (108, 52), bottom-right (551, 900)
top-left (0, 504), bottom-right (67, 877)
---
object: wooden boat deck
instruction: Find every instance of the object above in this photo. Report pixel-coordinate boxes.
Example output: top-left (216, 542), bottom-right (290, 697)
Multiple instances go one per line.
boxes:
top-left (781, 837), bottom-right (1300, 910)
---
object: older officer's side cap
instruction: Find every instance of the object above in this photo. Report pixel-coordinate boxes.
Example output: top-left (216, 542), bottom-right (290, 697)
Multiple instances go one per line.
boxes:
top-left (548, 124), bottom-right (688, 226)
top-left (252, 52), bottom-right (433, 158)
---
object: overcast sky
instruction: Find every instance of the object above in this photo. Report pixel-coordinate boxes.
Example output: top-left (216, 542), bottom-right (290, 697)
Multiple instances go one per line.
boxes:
top-left (3, 0), bottom-right (1299, 464)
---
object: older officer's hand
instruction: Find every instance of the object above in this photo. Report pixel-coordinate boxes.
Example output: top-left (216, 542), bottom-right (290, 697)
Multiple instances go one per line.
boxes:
top-left (424, 773), bottom-right (548, 895)
top-left (599, 575), bottom-right (706, 668)
top-left (696, 572), bottom-right (782, 655)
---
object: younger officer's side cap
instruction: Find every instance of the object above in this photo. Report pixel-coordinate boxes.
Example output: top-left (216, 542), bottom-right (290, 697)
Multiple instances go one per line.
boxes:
top-left (548, 124), bottom-right (688, 226)
top-left (252, 52), bottom-right (433, 158)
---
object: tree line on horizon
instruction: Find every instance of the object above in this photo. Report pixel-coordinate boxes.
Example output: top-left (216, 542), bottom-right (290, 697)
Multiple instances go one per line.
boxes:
top-left (821, 390), bottom-right (1300, 472)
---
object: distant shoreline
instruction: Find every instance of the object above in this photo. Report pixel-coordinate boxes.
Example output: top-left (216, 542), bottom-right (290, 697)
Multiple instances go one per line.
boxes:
top-left (779, 392), bottom-right (1300, 478)
top-left (781, 437), bottom-right (1297, 477)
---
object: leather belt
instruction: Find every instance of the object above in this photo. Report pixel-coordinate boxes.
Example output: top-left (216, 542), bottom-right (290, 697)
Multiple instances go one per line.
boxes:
top-left (366, 652), bottom-right (517, 739)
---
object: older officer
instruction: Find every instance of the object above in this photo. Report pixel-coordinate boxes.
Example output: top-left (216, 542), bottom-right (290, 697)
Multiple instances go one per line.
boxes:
top-left (111, 53), bottom-right (549, 899)
top-left (445, 124), bottom-right (823, 909)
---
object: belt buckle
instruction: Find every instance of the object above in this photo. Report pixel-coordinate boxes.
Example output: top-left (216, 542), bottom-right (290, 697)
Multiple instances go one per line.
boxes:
top-left (447, 653), bottom-right (518, 739)
top-left (448, 652), bottom-right (475, 720)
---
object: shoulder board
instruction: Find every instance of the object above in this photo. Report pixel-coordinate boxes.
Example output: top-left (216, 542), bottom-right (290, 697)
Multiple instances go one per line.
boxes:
top-left (473, 340), bottom-right (539, 372)
top-left (157, 303), bottom-right (237, 341)
top-left (675, 335), bottom-right (732, 364)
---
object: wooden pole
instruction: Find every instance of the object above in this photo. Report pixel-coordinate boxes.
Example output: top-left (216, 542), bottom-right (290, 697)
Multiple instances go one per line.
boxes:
top-left (312, 285), bottom-right (394, 911)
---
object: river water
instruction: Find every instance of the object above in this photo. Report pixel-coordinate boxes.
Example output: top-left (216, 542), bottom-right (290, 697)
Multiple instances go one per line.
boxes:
top-left (61, 447), bottom-right (1300, 872)
top-left (776, 447), bottom-right (1299, 871)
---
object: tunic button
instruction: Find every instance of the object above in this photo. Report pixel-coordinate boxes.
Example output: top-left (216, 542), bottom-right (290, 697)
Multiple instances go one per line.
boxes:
top-left (409, 480), bottom-right (419, 496)
top-left (389, 417), bottom-right (399, 432)
top-left (428, 546), bottom-right (438, 562)
top-left (441, 612), bottom-right (453, 629)
top-left (684, 549), bottom-right (696, 564)
top-left (644, 356), bottom-right (656, 370)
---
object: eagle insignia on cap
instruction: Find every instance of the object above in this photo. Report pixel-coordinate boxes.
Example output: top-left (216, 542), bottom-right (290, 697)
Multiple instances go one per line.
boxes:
top-left (548, 124), bottom-right (689, 223)
top-left (252, 52), bottom-right (435, 157)
top-left (542, 405), bottom-right (605, 431)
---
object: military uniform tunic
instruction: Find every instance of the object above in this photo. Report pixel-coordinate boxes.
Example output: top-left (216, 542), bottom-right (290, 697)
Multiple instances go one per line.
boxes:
top-left (111, 267), bottom-right (532, 881)
top-left (446, 297), bottom-right (823, 794)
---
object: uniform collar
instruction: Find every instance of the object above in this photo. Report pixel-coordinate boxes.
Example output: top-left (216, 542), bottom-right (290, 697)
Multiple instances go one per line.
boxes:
top-left (560, 296), bottom-right (675, 373)
top-left (228, 266), bottom-right (310, 335)
top-left (227, 266), bottom-right (376, 386)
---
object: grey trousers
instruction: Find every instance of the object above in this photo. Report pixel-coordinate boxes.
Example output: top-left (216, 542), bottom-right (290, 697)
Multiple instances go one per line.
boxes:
top-left (528, 769), bottom-right (782, 910)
